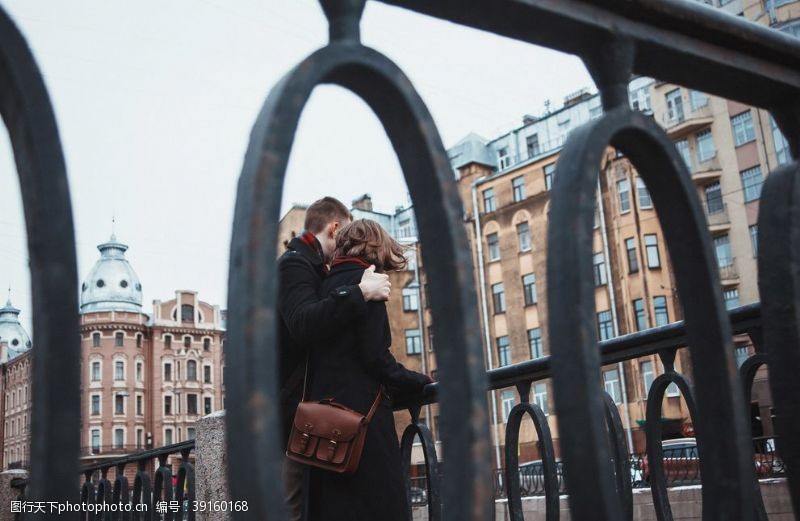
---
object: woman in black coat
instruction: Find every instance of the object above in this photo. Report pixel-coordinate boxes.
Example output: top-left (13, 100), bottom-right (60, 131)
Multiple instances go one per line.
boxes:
top-left (305, 218), bottom-right (431, 521)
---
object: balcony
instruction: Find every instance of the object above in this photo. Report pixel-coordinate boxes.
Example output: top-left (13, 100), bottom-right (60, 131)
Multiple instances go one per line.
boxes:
top-left (661, 104), bottom-right (714, 138)
top-left (690, 156), bottom-right (723, 183)
top-left (703, 201), bottom-right (731, 232)
top-left (719, 259), bottom-right (740, 286)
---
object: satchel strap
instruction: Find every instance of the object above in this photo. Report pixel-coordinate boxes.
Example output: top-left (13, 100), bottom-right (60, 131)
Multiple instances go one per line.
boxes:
top-left (364, 386), bottom-right (383, 423)
top-left (300, 353), bottom-right (383, 420)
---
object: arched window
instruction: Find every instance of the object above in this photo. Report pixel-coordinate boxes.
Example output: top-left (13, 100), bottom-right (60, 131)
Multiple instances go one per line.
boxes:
top-left (187, 360), bottom-right (197, 381)
top-left (181, 304), bottom-right (194, 322)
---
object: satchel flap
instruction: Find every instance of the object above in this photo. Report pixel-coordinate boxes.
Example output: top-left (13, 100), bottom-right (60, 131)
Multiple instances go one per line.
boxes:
top-left (293, 401), bottom-right (364, 441)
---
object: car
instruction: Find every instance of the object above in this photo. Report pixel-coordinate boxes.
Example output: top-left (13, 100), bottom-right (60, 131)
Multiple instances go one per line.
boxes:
top-left (641, 438), bottom-right (701, 486)
top-left (642, 437), bottom-right (778, 486)
top-left (409, 486), bottom-right (427, 505)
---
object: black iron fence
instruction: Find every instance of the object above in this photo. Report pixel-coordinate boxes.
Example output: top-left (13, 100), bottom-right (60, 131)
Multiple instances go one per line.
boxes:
top-left (1, 0), bottom-right (799, 520)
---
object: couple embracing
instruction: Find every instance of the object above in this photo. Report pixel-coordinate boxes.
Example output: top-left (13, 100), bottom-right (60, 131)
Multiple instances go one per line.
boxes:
top-left (277, 197), bottom-right (431, 521)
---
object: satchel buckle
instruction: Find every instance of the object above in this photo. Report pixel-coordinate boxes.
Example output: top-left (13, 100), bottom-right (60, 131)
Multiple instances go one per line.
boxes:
top-left (327, 440), bottom-right (337, 460)
top-left (299, 432), bottom-right (311, 451)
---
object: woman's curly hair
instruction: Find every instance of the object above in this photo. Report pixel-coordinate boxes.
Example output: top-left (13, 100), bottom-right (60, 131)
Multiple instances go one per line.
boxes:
top-left (334, 219), bottom-right (408, 272)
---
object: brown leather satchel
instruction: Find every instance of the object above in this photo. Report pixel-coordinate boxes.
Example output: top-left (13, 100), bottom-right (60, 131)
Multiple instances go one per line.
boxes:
top-left (286, 360), bottom-right (382, 474)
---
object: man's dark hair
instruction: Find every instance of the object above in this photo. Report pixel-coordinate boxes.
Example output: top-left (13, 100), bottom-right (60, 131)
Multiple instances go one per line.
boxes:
top-left (304, 197), bottom-right (352, 234)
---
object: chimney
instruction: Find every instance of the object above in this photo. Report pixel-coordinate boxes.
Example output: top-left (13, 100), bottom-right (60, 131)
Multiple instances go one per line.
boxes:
top-left (352, 193), bottom-right (373, 211)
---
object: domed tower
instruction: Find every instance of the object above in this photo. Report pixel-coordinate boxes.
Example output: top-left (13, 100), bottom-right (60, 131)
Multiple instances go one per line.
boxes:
top-left (80, 234), bottom-right (143, 314)
top-left (0, 299), bottom-right (32, 362)
top-left (79, 235), bottom-right (148, 467)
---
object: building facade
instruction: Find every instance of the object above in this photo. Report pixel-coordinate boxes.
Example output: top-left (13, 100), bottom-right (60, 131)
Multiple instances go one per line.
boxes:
top-left (0, 235), bottom-right (227, 477)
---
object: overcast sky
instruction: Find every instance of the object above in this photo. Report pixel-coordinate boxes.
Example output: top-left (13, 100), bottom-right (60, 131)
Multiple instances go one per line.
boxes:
top-left (0, 0), bottom-right (593, 333)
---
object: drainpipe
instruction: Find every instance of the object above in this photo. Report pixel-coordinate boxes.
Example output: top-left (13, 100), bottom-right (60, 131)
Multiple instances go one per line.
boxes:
top-left (411, 243), bottom-right (432, 429)
top-left (471, 177), bottom-right (504, 479)
top-left (596, 177), bottom-right (636, 453)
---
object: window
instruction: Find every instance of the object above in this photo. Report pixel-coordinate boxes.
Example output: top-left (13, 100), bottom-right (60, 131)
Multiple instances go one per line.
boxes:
top-left (115, 394), bottom-right (124, 414)
top-left (164, 395), bottom-right (173, 415)
top-left (483, 188), bottom-right (496, 213)
top-left (501, 390), bottom-right (516, 422)
top-left (136, 395), bottom-right (143, 416)
top-left (653, 296), bottom-right (669, 327)
top-left (731, 111), bottom-right (755, 146)
top-left (645, 234), bottom-right (661, 268)
top-left (617, 179), bottom-right (631, 212)
top-left (636, 178), bottom-right (652, 209)
top-left (675, 139), bottom-right (691, 169)
top-left (187, 360), bottom-right (197, 381)
top-left (497, 336), bottom-right (511, 367)
top-left (184, 336), bottom-right (191, 348)
top-left (666, 381), bottom-right (680, 397)
top-left (705, 182), bottom-right (723, 214)
top-left (689, 90), bottom-right (708, 110)
top-left (603, 369), bottom-right (622, 404)
top-left (91, 430), bottom-right (100, 452)
top-left (641, 361), bottom-right (655, 399)
top-left (516, 222), bottom-right (531, 252)
top-left (112, 428), bottom-right (124, 448)
top-left (497, 147), bottom-right (511, 170)
top-left (204, 365), bottom-right (212, 384)
top-left (136, 429), bottom-right (143, 448)
top-left (714, 234), bottom-right (733, 268)
top-left (405, 329), bottom-right (422, 355)
top-left (665, 88), bottom-right (684, 122)
top-left (92, 332), bottom-right (101, 348)
top-left (528, 328), bottom-right (543, 359)
top-left (181, 304), bottom-right (194, 322)
top-left (521, 274), bottom-right (538, 306)
top-left (741, 166), bottom-right (763, 202)
top-left (492, 283), bottom-right (506, 313)
top-left (164, 428), bottom-right (173, 446)
top-left (735, 344), bottom-right (750, 368)
top-left (114, 361), bottom-right (124, 381)
top-left (136, 333), bottom-right (142, 348)
top-left (204, 396), bottom-right (213, 415)
top-left (771, 115), bottom-right (790, 166)
top-left (544, 163), bottom-right (556, 191)
top-left (633, 299), bottom-right (647, 331)
top-left (136, 362), bottom-right (143, 382)
top-left (512, 176), bottom-right (526, 202)
top-left (164, 363), bottom-right (172, 382)
top-left (533, 383), bottom-right (549, 415)
top-left (91, 395), bottom-right (100, 416)
top-left (187, 394), bottom-right (198, 415)
top-left (597, 311), bottom-right (613, 341)
top-left (696, 129), bottom-right (716, 162)
top-left (724, 289), bottom-right (740, 310)
top-left (91, 362), bottom-right (101, 382)
top-left (115, 332), bottom-right (124, 347)
top-left (487, 233), bottom-right (500, 261)
top-left (593, 253), bottom-right (607, 286)
top-left (202, 338), bottom-right (210, 352)
top-left (187, 428), bottom-right (196, 440)
top-left (402, 287), bottom-right (419, 311)
top-left (526, 134), bottom-right (540, 157)
top-left (626, 238), bottom-right (639, 273)
top-left (164, 335), bottom-right (172, 349)
top-left (750, 225), bottom-right (758, 257)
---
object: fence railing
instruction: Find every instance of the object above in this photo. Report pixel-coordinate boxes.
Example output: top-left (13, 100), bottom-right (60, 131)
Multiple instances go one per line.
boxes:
top-left (2, 0), bottom-right (799, 520)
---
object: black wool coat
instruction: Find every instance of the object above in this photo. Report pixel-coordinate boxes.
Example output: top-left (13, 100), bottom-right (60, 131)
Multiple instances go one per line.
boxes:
top-left (306, 262), bottom-right (430, 521)
top-left (277, 236), bottom-right (366, 443)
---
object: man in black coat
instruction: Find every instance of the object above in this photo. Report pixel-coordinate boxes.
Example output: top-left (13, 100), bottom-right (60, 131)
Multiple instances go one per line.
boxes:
top-left (278, 196), bottom-right (391, 521)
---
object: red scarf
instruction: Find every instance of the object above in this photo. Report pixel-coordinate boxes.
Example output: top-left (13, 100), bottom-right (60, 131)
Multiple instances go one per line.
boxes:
top-left (330, 256), bottom-right (371, 269)
top-left (300, 231), bottom-right (329, 274)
